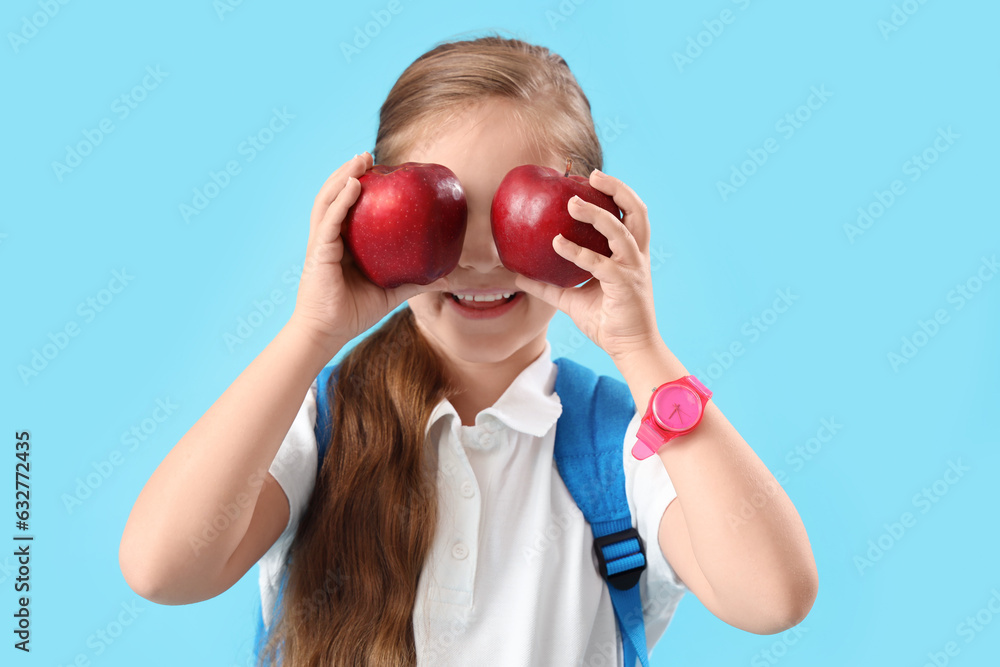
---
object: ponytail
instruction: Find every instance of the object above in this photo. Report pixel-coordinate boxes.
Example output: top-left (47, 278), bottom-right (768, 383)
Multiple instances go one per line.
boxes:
top-left (257, 306), bottom-right (458, 666)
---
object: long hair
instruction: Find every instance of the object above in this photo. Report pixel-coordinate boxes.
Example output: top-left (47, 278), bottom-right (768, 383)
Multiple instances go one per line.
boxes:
top-left (257, 32), bottom-right (606, 666)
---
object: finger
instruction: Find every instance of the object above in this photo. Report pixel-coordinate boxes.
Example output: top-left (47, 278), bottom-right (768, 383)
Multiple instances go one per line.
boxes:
top-left (310, 152), bottom-right (373, 232)
top-left (389, 274), bottom-right (450, 304)
top-left (588, 169), bottom-right (650, 253)
top-left (551, 233), bottom-right (618, 285)
top-left (512, 272), bottom-right (567, 311)
top-left (313, 176), bottom-right (362, 246)
top-left (568, 195), bottom-right (642, 266)
top-left (317, 151), bottom-right (372, 207)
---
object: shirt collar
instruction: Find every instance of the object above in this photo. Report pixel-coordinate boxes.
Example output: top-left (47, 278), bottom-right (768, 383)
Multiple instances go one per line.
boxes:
top-left (426, 339), bottom-right (563, 440)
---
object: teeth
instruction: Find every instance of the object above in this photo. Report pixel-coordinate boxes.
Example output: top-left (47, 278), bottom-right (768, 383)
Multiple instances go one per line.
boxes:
top-left (452, 292), bottom-right (515, 302)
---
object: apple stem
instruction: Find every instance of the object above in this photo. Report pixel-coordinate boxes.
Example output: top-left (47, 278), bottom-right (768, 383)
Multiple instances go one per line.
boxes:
top-left (564, 158), bottom-right (572, 177)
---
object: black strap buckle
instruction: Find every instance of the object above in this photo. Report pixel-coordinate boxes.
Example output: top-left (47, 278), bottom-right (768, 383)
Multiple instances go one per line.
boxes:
top-left (593, 527), bottom-right (647, 591)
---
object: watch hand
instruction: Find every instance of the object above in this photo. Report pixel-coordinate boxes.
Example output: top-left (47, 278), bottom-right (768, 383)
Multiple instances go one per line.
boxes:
top-left (671, 403), bottom-right (693, 424)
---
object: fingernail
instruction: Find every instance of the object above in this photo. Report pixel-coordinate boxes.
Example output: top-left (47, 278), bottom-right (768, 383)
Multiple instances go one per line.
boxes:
top-left (592, 168), bottom-right (604, 177)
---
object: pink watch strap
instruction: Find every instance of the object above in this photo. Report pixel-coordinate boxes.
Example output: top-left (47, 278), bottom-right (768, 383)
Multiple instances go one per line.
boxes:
top-left (632, 421), bottom-right (665, 460)
top-left (685, 375), bottom-right (712, 400)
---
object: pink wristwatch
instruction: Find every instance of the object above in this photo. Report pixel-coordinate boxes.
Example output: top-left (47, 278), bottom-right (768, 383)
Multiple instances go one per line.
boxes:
top-left (631, 375), bottom-right (712, 460)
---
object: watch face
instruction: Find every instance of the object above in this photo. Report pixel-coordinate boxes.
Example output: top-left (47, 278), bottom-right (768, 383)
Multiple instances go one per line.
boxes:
top-left (651, 384), bottom-right (702, 431)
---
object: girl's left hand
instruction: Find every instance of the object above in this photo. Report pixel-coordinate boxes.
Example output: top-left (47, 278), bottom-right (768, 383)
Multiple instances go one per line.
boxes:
top-left (512, 169), bottom-right (663, 364)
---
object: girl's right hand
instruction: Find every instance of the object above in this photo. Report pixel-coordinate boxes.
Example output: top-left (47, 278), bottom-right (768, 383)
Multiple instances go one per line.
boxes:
top-left (289, 152), bottom-right (449, 353)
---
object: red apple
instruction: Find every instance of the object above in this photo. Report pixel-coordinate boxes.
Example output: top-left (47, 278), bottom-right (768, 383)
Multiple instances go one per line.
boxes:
top-left (491, 160), bottom-right (622, 287)
top-left (342, 162), bottom-right (467, 289)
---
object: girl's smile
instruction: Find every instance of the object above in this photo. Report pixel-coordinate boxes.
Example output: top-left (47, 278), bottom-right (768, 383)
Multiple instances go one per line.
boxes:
top-left (443, 289), bottom-right (526, 319)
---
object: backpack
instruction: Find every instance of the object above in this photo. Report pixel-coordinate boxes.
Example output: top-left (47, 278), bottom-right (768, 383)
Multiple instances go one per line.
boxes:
top-left (253, 356), bottom-right (651, 667)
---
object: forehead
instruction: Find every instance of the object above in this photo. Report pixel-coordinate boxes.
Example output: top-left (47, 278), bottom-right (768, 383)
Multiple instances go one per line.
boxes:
top-left (403, 101), bottom-right (560, 200)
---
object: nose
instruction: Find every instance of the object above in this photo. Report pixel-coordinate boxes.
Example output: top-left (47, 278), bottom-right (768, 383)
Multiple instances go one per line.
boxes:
top-left (456, 208), bottom-right (504, 274)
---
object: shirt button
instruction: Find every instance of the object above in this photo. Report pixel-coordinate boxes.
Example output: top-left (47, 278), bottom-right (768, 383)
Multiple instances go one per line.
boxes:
top-left (478, 432), bottom-right (492, 446)
top-left (460, 481), bottom-right (475, 498)
top-left (452, 542), bottom-right (469, 560)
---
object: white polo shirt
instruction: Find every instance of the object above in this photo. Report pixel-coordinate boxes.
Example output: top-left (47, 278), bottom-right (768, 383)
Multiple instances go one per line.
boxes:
top-left (259, 339), bottom-right (688, 666)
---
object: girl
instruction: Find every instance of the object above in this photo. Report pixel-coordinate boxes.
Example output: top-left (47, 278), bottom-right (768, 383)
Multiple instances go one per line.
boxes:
top-left (119, 35), bottom-right (817, 666)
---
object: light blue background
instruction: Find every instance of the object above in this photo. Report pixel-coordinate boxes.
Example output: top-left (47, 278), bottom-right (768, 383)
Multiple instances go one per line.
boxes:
top-left (3, 0), bottom-right (998, 665)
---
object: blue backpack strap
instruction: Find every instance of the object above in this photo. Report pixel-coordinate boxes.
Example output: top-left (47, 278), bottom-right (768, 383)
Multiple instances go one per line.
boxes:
top-left (253, 597), bottom-right (266, 660)
top-left (552, 356), bottom-right (649, 667)
top-left (252, 363), bottom-right (340, 665)
top-left (253, 565), bottom-right (288, 664)
top-left (314, 363), bottom-right (341, 469)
